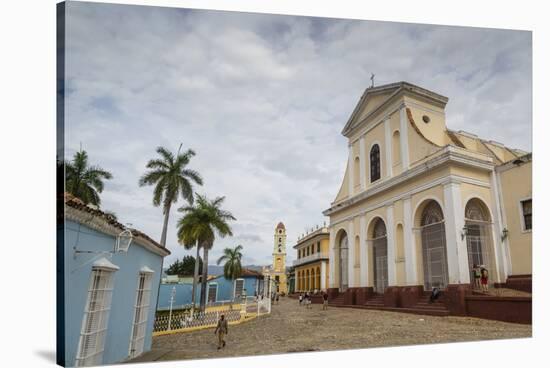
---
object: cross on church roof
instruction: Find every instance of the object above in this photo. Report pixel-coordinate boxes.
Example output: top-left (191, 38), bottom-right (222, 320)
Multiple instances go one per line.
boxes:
top-left (370, 73), bottom-right (375, 88)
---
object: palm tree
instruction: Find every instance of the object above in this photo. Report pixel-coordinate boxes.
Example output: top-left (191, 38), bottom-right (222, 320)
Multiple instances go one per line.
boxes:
top-left (217, 245), bottom-right (244, 298)
top-left (177, 208), bottom-right (214, 309)
top-left (65, 150), bottom-right (113, 206)
top-left (177, 194), bottom-right (235, 311)
top-left (139, 145), bottom-right (203, 247)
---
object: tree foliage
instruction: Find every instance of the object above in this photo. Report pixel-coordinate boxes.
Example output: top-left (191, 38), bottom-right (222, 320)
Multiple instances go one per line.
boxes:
top-left (139, 145), bottom-right (203, 246)
top-left (166, 255), bottom-right (203, 276)
top-left (177, 194), bottom-right (236, 310)
top-left (217, 245), bottom-right (243, 281)
top-left (65, 150), bottom-right (113, 206)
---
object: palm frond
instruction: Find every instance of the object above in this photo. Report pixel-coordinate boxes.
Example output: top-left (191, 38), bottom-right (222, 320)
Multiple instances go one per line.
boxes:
top-left (156, 146), bottom-right (174, 166)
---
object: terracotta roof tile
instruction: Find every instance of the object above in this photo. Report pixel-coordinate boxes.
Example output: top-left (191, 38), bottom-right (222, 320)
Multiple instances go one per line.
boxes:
top-left (63, 192), bottom-right (170, 255)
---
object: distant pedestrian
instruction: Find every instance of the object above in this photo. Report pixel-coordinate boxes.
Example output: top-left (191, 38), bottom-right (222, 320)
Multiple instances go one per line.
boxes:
top-left (305, 293), bottom-right (312, 309)
top-left (480, 266), bottom-right (489, 292)
top-left (322, 292), bottom-right (329, 310)
top-left (429, 287), bottom-right (440, 303)
top-left (214, 314), bottom-right (228, 350)
top-left (276, 292), bottom-right (280, 304)
top-left (472, 264), bottom-right (481, 290)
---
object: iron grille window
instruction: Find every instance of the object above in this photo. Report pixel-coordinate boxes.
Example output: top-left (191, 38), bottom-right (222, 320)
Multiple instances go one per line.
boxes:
top-left (207, 283), bottom-right (218, 303)
top-left (75, 268), bottom-right (116, 367)
top-left (521, 199), bottom-right (532, 230)
top-left (234, 279), bottom-right (245, 299)
top-left (129, 272), bottom-right (152, 359)
top-left (370, 144), bottom-right (381, 182)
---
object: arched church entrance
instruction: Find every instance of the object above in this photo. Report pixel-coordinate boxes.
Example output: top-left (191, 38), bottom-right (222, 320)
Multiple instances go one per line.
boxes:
top-left (465, 198), bottom-right (496, 286)
top-left (337, 230), bottom-right (349, 291)
top-left (420, 200), bottom-right (449, 290)
top-left (372, 218), bottom-right (388, 293)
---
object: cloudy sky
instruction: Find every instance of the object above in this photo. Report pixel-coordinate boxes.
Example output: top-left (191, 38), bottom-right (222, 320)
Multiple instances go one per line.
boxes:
top-left (64, 1), bottom-right (532, 267)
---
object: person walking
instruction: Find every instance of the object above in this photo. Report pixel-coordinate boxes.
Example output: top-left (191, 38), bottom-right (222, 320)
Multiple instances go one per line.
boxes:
top-left (322, 292), bottom-right (329, 310)
top-left (299, 293), bottom-right (303, 306)
top-left (214, 314), bottom-right (228, 350)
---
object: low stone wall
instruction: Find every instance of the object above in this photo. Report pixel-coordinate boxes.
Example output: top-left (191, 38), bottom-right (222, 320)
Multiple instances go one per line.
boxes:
top-left (465, 295), bottom-right (532, 324)
top-left (502, 275), bottom-right (532, 293)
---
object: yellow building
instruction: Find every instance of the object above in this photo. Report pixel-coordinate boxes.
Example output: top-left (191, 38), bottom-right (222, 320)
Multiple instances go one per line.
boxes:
top-left (263, 222), bottom-right (288, 294)
top-left (323, 81), bottom-right (531, 310)
top-left (293, 225), bottom-right (330, 293)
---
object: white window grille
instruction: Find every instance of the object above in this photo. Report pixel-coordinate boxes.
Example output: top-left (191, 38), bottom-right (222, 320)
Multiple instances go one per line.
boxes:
top-left (75, 259), bottom-right (118, 367)
top-left (420, 201), bottom-right (448, 290)
top-left (520, 199), bottom-right (532, 231)
top-left (128, 268), bottom-right (153, 359)
top-left (372, 219), bottom-right (389, 293)
top-left (207, 283), bottom-right (218, 303)
top-left (234, 279), bottom-right (245, 300)
top-left (339, 235), bottom-right (348, 291)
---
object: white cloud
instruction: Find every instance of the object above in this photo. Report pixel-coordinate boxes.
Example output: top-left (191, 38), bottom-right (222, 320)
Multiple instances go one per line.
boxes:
top-left (64, 2), bottom-right (532, 267)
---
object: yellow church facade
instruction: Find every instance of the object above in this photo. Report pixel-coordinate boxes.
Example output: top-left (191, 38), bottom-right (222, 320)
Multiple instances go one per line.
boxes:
top-left (293, 225), bottom-right (330, 293)
top-left (262, 222), bottom-right (288, 294)
top-left (323, 81), bottom-right (531, 312)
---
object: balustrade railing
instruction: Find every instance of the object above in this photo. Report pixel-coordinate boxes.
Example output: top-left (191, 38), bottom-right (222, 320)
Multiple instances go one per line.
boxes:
top-left (154, 295), bottom-right (271, 333)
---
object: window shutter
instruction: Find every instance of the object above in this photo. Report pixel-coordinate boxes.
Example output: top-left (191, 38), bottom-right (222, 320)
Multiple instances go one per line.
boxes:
top-left (75, 267), bottom-right (116, 367)
top-left (129, 272), bottom-right (153, 358)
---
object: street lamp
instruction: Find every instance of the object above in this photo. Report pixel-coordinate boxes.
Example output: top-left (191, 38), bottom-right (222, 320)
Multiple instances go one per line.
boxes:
top-left (501, 228), bottom-right (509, 242)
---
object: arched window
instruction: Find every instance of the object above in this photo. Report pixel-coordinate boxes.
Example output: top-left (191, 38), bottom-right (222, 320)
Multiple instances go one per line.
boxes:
top-left (372, 219), bottom-right (388, 293)
top-left (420, 201), bottom-right (448, 290)
top-left (370, 144), bottom-right (381, 182)
top-left (392, 130), bottom-right (401, 166)
top-left (465, 198), bottom-right (495, 287)
top-left (338, 232), bottom-right (349, 291)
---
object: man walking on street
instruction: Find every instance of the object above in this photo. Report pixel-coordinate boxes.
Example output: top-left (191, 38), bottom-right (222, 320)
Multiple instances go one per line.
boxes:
top-left (322, 292), bottom-right (329, 310)
top-left (215, 314), bottom-right (228, 350)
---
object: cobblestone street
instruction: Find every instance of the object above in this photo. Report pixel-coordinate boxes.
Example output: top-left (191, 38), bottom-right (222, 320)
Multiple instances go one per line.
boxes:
top-left (132, 297), bottom-right (531, 363)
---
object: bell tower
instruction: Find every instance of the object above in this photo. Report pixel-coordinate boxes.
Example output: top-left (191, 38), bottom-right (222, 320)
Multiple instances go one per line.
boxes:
top-left (267, 222), bottom-right (288, 293)
top-left (273, 222), bottom-right (287, 272)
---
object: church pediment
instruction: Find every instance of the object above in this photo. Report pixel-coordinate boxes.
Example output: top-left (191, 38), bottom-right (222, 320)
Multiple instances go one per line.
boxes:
top-left (341, 83), bottom-right (402, 137)
top-left (341, 81), bottom-right (449, 137)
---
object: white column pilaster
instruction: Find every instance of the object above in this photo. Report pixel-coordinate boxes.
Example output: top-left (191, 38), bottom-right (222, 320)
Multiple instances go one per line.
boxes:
top-left (488, 171), bottom-right (503, 283)
top-left (359, 215), bottom-right (368, 287)
top-left (443, 181), bottom-right (470, 284)
top-left (386, 204), bottom-right (397, 286)
top-left (403, 196), bottom-right (418, 285)
top-left (348, 145), bottom-right (354, 196)
top-left (492, 170), bottom-right (511, 281)
top-left (384, 117), bottom-right (393, 178)
top-left (359, 136), bottom-right (366, 190)
top-left (328, 227), bottom-right (336, 288)
top-left (399, 105), bottom-right (410, 170)
top-left (321, 261), bottom-right (327, 290)
top-left (347, 221), bottom-right (356, 287)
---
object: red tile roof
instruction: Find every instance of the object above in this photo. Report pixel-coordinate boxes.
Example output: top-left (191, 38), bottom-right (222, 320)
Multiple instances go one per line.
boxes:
top-left (240, 268), bottom-right (263, 277)
top-left (63, 192), bottom-right (170, 255)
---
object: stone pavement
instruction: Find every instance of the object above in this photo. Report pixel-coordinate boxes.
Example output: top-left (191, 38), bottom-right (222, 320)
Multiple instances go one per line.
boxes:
top-left (130, 296), bottom-right (531, 363)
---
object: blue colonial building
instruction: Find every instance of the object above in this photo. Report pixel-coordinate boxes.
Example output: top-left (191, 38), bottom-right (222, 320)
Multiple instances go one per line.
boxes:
top-left (59, 193), bottom-right (170, 367)
top-left (157, 269), bottom-right (265, 310)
